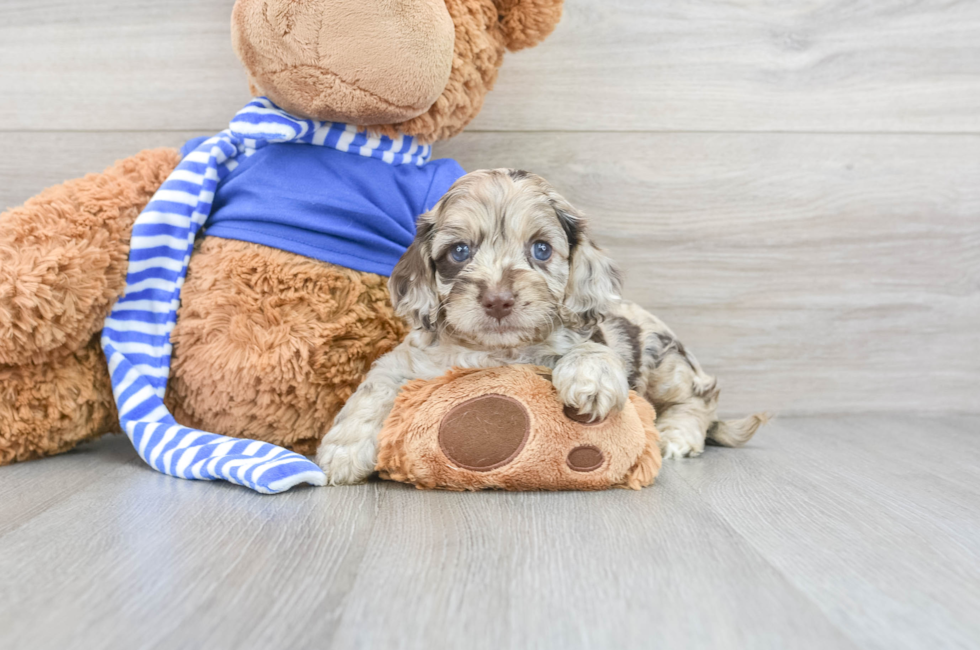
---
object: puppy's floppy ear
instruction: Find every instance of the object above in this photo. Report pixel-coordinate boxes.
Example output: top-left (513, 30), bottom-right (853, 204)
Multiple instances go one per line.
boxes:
top-left (389, 216), bottom-right (439, 331)
top-left (556, 205), bottom-right (623, 328)
top-left (495, 0), bottom-right (564, 51)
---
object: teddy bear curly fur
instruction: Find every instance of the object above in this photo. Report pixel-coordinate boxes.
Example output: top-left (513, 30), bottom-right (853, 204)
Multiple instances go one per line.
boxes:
top-left (0, 0), bottom-right (564, 465)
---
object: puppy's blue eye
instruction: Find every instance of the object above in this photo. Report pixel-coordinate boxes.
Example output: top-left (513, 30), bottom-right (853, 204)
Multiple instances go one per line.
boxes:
top-left (450, 243), bottom-right (470, 263)
top-left (532, 241), bottom-right (552, 261)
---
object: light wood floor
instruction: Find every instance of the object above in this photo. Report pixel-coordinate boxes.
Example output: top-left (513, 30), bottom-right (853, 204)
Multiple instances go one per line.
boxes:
top-left (1, 415), bottom-right (978, 650)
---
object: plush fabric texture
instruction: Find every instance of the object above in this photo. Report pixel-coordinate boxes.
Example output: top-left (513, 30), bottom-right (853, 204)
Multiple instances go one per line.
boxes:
top-left (496, 0), bottom-right (566, 51)
top-left (232, 0), bottom-right (456, 125)
top-left (0, 148), bottom-right (181, 367)
top-left (387, 0), bottom-right (562, 142)
top-left (376, 365), bottom-right (662, 491)
top-left (0, 0), bottom-right (565, 470)
top-left (233, 0), bottom-right (565, 143)
top-left (0, 149), bottom-right (180, 465)
top-left (0, 341), bottom-right (117, 465)
top-left (166, 238), bottom-right (406, 457)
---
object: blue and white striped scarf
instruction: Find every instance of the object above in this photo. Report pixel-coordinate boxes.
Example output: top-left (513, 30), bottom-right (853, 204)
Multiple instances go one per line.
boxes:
top-left (101, 98), bottom-right (431, 494)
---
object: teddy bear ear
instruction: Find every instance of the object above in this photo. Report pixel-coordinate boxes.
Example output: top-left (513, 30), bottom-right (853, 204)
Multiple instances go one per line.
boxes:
top-left (495, 0), bottom-right (565, 52)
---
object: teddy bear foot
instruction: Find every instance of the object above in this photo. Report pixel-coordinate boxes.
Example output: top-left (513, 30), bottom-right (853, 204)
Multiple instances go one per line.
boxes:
top-left (0, 338), bottom-right (118, 465)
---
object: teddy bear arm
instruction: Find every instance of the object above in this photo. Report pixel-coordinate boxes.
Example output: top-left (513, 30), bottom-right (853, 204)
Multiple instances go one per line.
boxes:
top-left (0, 147), bottom-right (181, 366)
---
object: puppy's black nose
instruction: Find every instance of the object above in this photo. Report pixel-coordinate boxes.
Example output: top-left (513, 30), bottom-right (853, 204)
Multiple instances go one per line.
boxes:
top-left (481, 290), bottom-right (515, 320)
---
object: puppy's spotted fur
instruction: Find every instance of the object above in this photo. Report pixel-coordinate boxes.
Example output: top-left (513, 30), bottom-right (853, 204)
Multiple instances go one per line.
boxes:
top-left (316, 169), bottom-right (767, 484)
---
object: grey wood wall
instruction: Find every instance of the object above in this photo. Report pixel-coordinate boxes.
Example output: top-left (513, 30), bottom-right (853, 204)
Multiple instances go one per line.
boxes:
top-left (1, 0), bottom-right (978, 416)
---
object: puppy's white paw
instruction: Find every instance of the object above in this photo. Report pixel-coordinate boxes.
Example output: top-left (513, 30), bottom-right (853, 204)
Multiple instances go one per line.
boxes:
top-left (659, 425), bottom-right (705, 459)
top-left (553, 351), bottom-right (629, 422)
top-left (315, 435), bottom-right (378, 486)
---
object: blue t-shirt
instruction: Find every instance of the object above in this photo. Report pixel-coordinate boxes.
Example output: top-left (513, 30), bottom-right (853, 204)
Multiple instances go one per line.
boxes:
top-left (179, 137), bottom-right (465, 276)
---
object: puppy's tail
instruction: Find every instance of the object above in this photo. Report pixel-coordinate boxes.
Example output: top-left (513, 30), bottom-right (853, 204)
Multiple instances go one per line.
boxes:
top-left (706, 412), bottom-right (771, 448)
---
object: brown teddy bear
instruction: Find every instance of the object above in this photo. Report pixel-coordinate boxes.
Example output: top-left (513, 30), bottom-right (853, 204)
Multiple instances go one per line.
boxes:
top-left (0, 0), bottom-right (565, 485)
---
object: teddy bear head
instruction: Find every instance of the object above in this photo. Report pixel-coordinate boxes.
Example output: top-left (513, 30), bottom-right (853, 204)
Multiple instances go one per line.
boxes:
top-left (231, 0), bottom-right (564, 143)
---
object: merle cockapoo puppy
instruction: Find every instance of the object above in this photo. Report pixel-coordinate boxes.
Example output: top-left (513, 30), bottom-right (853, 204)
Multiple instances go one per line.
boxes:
top-left (316, 169), bottom-right (767, 484)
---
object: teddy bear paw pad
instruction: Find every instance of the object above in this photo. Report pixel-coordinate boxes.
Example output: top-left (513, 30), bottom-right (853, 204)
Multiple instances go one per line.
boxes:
top-left (566, 445), bottom-right (605, 472)
top-left (438, 394), bottom-right (529, 471)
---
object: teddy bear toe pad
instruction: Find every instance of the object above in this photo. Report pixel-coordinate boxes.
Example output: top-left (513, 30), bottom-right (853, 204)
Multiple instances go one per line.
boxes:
top-left (566, 445), bottom-right (605, 472)
top-left (438, 394), bottom-right (530, 471)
